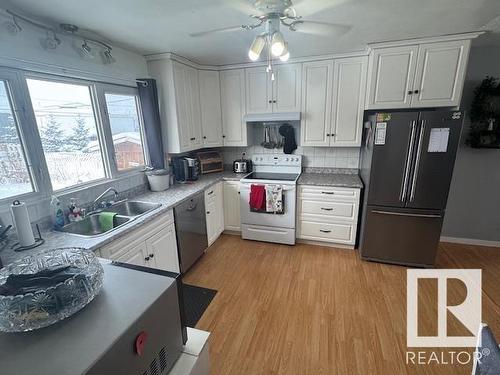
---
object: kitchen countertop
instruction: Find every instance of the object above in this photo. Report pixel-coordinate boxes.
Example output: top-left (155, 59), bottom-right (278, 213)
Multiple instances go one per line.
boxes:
top-left (0, 171), bottom-right (245, 266)
top-left (297, 172), bottom-right (363, 189)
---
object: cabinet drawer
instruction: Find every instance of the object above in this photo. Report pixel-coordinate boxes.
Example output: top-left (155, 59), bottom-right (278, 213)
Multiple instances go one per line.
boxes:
top-left (300, 199), bottom-right (357, 221)
top-left (299, 185), bottom-right (359, 201)
top-left (299, 220), bottom-right (355, 244)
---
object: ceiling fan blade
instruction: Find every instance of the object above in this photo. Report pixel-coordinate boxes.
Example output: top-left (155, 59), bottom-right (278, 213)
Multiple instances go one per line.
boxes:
top-left (291, 21), bottom-right (352, 36)
top-left (190, 26), bottom-right (245, 38)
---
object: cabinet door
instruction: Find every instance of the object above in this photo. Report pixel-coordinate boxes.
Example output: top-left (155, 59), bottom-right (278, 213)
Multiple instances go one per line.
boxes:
top-left (331, 56), bottom-right (367, 147)
top-left (172, 62), bottom-right (192, 151)
top-left (300, 60), bottom-right (333, 147)
top-left (199, 70), bottom-right (223, 147)
top-left (146, 223), bottom-right (180, 274)
top-left (205, 198), bottom-right (218, 245)
top-left (273, 63), bottom-right (302, 112)
top-left (187, 66), bottom-right (203, 149)
top-left (411, 40), bottom-right (470, 108)
top-left (223, 181), bottom-right (241, 231)
top-left (366, 45), bottom-right (419, 109)
top-left (245, 67), bottom-right (272, 114)
top-left (220, 69), bottom-right (247, 146)
top-left (114, 242), bottom-right (148, 267)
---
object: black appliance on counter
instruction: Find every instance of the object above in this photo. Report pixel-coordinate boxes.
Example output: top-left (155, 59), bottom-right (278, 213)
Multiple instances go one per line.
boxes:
top-left (172, 156), bottom-right (199, 182)
top-left (359, 110), bottom-right (463, 267)
top-left (0, 261), bottom-right (187, 375)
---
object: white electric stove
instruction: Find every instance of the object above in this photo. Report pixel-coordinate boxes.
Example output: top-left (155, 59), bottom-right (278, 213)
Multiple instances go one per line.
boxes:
top-left (239, 154), bottom-right (302, 245)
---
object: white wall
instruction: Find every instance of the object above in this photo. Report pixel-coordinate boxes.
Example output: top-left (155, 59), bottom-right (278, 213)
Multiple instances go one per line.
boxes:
top-left (442, 46), bottom-right (500, 242)
top-left (0, 12), bottom-right (148, 85)
top-left (0, 11), bottom-right (150, 228)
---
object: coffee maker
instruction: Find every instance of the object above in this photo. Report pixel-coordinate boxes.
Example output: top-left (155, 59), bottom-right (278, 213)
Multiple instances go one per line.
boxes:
top-left (172, 157), bottom-right (199, 182)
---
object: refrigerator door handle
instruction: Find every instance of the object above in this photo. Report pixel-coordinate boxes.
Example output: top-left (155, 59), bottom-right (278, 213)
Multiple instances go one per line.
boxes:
top-left (372, 210), bottom-right (442, 219)
top-left (400, 120), bottom-right (417, 201)
top-left (409, 120), bottom-right (426, 202)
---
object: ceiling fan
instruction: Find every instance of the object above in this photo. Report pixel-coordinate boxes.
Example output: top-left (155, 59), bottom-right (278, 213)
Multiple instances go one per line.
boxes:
top-left (190, 0), bottom-right (351, 64)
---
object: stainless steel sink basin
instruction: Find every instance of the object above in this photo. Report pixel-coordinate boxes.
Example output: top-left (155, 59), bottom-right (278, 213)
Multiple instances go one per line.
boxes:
top-left (58, 213), bottom-right (130, 237)
top-left (58, 199), bottom-right (161, 237)
top-left (103, 200), bottom-right (161, 217)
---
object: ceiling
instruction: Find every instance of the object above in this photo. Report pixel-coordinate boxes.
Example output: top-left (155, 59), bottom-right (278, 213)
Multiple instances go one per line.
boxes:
top-left (4, 0), bottom-right (500, 65)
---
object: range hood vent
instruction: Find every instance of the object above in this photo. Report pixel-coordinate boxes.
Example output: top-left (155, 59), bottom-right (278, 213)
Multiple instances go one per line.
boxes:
top-left (244, 112), bottom-right (301, 123)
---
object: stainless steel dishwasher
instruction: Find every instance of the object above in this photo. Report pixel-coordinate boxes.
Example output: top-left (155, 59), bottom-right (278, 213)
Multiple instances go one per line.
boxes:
top-left (174, 192), bottom-right (208, 273)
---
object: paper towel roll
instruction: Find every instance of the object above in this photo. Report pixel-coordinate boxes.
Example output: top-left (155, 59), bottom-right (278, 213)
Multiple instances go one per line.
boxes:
top-left (11, 200), bottom-right (35, 247)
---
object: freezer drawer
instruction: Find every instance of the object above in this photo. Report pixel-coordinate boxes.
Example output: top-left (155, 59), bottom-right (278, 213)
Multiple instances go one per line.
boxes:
top-left (360, 206), bottom-right (444, 267)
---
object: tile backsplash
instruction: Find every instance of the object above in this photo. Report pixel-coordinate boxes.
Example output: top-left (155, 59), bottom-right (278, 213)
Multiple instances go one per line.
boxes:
top-left (223, 145), bottom-right (360, 169)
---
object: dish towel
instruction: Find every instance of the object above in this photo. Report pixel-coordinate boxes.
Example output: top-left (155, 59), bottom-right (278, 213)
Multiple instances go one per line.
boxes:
top-left (265, 185), bottom-right (283, 213)
top-left (249, 184), bottom-right (266, 211)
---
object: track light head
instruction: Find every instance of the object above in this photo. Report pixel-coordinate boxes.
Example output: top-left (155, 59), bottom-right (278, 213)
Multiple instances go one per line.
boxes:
top-left (101, 49), bottom-right (116, 64)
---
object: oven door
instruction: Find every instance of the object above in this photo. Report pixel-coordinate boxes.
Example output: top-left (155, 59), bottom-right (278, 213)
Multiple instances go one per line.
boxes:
top-left (239, 183), bottom-right (296, 228)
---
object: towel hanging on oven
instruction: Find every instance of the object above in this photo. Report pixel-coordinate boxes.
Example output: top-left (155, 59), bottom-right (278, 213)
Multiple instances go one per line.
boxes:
top-left (265, 185), bottom-right (283, 214)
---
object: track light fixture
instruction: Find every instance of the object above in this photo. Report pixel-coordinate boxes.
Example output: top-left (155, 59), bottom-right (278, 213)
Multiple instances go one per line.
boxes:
top-left (41, 30), bottom-right (61, 50)
top-left (101, 48), bottom-right (116, 64)
top-left (3, 15), bottom-right (22, 36)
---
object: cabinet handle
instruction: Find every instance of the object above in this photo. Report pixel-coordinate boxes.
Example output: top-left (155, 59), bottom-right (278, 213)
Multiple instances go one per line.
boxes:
top-left (321, 191), bottom-right (334, 195)
top-left (149, 253), bottom-right (154, 258)
top-left (268, 100), bottom-right (272, 103)
top-left (144, 256), bottom-right (150, 261)
top-left (206, 211), bottom-right (210, 214)
top-left (190, 137), bottom-right (196, 141)
top-left (408, 90), bottom-right (413, 95)
top-left (208, 190), bottom-right (214, 195)
top-left (222, 135), bottom-right (226, 138)
top-left (413, 89), bottom-right (419, 94)
top-left (320, 229), bottom-right (331, 233)
top-left (326, 133), bottom-right (330, 137)
top-left (203, 136), bottom-right (207, 139)
top-left (321, 207), bottom-right (333, 211)
top-left (273, 100), bottom-right (277, 103)
top-left (331, 133), bottom-right (336, 137)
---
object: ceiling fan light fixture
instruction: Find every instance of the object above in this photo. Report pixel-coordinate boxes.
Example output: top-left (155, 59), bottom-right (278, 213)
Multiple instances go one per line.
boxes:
top-left (270, 31), bottom-right (285, 57)
top-left (248, 34), bottom-right (266, 61)
top-left (279, 43), bottom-right (290, 62)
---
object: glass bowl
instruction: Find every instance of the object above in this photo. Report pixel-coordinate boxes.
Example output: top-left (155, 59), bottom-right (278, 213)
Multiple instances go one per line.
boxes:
top-left (0, 247), bottom-right (104, 332)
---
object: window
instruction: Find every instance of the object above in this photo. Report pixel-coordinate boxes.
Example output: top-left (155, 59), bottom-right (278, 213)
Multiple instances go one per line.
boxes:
top-left (104, 93), bottom-right (146, 171)
top-left (26, 78), bottom-right (107, 190)
top-left (0, 80), bottom-right (34, 200)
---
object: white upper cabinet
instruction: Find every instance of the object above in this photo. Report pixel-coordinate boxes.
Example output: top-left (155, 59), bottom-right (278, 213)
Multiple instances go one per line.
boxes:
top-left (245, 67), bottom-right (272, 114)
top-left (366, 45), bottom-right (419, 109)
top-left (198, 70), bottom-right (223, 147)
top-left (300, 60), bottom-right (333, 147)
top-left (245, 63), bottom-right (302, 114)
top-left (331, 56), bottom-right (368, 147)
top-left (148, 59), bottom-right (203, 153)
top-left (366, 39), bottom-right (471, 109)
top-left (411, 40), bottom-right (470, 108)
top-left (220, 69), bottom-right (247, 147)
top-left (273, 63), bottom-right (302, 112)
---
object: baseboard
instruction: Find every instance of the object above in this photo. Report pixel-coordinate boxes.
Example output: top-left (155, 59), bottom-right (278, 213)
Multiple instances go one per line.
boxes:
top-left (440, 236), bottom-right (500, 248)
top-left (296, 239), bottom-right (355, 249)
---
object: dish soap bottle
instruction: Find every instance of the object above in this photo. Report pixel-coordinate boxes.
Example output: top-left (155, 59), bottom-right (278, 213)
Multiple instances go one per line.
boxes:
top-left (51, 195), bottom-right (65, 230)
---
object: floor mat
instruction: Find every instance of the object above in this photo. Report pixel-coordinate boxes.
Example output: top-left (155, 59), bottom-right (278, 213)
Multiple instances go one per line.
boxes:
top-left (182, 283), bottom-right (217, 328)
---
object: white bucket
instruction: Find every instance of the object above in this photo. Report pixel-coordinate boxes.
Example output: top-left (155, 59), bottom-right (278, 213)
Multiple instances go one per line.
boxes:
top-left (146, 170), bottom-right (170, 192)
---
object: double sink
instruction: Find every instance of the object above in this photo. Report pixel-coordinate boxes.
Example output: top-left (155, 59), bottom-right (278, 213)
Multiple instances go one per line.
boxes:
top-left (58, 200), bottom-right (161, 237)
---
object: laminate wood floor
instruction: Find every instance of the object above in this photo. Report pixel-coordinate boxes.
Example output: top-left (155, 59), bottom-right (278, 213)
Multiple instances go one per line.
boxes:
top-left (183, 235), bottom-right (500, 375)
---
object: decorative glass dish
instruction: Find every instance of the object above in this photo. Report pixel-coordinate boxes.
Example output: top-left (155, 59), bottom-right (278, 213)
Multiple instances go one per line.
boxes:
top-left (0, 247), bottom-right (104, 332)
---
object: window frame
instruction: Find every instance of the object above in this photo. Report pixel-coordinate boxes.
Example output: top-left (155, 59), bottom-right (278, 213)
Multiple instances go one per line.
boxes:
top-left (96, 83), bottom-right (149, 176)
top-left (25, 73), bottom-right (112, 193)
top-left (0, 67), bottom-right (148, 211)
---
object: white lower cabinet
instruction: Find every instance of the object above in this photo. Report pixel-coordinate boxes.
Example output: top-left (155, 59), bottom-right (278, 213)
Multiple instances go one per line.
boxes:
top-left (223, 181), bottom-right (241, 232)
top-left (205, 182), bottom-right (224, 246)
top-left (297, 185), bottom-right (361, 245)
top-left (99, 209), bottom-right (180, 273)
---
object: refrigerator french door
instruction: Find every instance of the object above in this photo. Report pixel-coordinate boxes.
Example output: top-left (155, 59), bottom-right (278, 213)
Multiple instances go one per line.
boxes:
top-left (359, 110), bottom-right (463, 267)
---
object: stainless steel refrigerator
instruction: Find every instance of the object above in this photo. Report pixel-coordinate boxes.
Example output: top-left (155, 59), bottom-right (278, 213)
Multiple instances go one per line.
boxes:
top-left (359, 110), bottom-right (463, 267)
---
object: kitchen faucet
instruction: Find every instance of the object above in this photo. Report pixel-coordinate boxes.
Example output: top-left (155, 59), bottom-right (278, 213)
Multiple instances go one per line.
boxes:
top-left (91, 188), bottom-right (119, 212)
